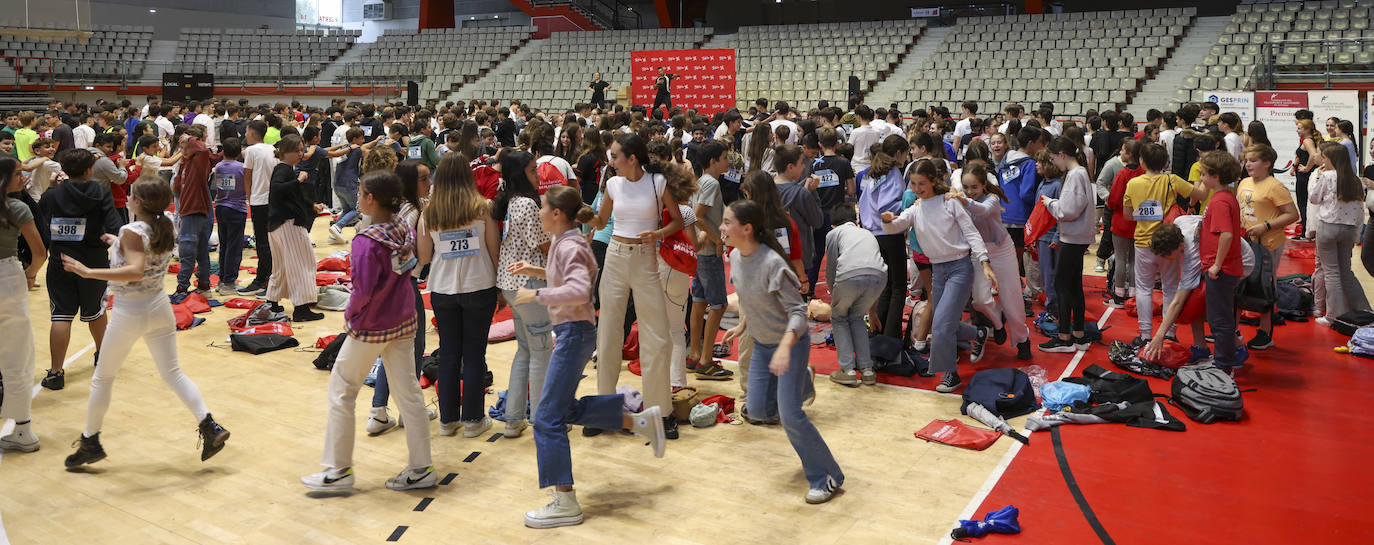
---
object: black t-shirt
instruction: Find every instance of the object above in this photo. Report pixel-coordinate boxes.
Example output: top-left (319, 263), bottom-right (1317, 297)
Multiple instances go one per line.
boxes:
top-left (495, 118), bottom-right (517, 147)
top-left (811, 154), bottom-right (854, 210)
top-left (575, 152), bottom-right (602, 186)
top-left (590, 81), bottom-right (609, 101)
top-left (656, 75), bottom-right (672, 95)
top-left (1363, 164), bottom-right (1374, 180)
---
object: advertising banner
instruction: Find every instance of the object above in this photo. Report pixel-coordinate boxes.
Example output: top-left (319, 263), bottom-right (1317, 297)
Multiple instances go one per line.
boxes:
top-left (1201, 91), bottom-right (1255, 125)
top-left (630, 48), bottom-right (736, 115)
top-left (1255, 90), bottom-right (1361, 187)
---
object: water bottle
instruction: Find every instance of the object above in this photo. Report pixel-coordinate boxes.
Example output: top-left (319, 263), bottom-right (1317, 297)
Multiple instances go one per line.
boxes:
top-left (1019, 364), bottom-right (1048, 401)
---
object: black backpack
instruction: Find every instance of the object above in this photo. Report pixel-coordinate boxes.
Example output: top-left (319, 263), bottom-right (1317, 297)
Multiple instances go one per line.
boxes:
top-left (1332, 309), bottom-right (1374, 336)
top-left (1063, 364), bottom-right (1154, 404)
top-left (312, 333), bottom-right (348, 370)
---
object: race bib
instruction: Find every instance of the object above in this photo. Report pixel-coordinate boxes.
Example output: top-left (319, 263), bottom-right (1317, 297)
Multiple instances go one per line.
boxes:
top-left (51, 217), bottom-right (87, 242)
top-left (814, 169), bottom-right (840, 188)
top-left (362, 125), bottom-right (373, 137)
top-left (1133, 199), bottom-right (1163, 221)
top-left (407, 146), bottom-right (422, 159)
top-left (775, 228), bottom-right (791, 254)
top-left (438, 228), bottom-right (481, 259)
top-left (725, 168), bottom-right (742, 182)
top-left (215, 174), bottom-right (236, 191)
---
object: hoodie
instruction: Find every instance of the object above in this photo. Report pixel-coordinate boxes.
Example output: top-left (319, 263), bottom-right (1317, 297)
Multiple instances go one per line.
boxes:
top-left (345, 219), bottom-right (418, 338)
top-left (37, 178), bottom-right (121, 258)
top-left (998, 150), bottom-right (1039, 226)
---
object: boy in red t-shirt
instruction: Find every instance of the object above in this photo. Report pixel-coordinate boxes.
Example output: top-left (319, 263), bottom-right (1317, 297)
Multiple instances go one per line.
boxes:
top-left (1196, 151), bottom-right (1246, 370)
top-left (1105, 139), bottom-right (1145, 307)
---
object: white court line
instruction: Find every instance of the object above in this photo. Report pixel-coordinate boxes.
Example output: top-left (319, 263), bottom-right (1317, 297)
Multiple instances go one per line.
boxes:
top-left (936, 306), bottom-right (1115, 545)
top-left (0, 340), bottom-right (95, 545)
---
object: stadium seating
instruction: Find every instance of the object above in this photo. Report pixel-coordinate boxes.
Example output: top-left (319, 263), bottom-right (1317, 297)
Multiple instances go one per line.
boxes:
top-left (734, 19), bottom-right (925, 111)
top-left (889, 8), bottom-right (1196, 118)
top-left (0, 25), bottom-right (153, 84)
top-left (1175, 0), bottom-right (1373, 102)
top-left (172, 28), bottom-right (358, 84)
top-left (452, 27), bottom-right (711, 111)
top-left (350, 26), bottom-right (534, 97)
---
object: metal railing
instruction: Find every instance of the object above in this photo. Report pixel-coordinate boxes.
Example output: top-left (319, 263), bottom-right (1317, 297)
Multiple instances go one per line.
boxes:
top-left (1259, 37), bottom-right (1374, 89)
top-left (3, 57), bottom-right (432, 92)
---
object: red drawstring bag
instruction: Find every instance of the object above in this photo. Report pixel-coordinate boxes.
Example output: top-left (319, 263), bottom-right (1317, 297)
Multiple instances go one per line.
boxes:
top-left (173, 304), bottom-right (195, 330)
top-left (657, 209), bottom-right (697, 275)
top-left (472, 159), bottom-right (501, 200)
top-left (1285, 247), bottom-right (1316, 260)
top-left (181, 292), bottom-right (212, 314)
top-left (316, 271), bottom-right (346, 286)
top-left (1139, 339), bottom-right (1191, 368)
top-left (622, 324), bottom-right (640, 360)
top-left (1023, 200), bottom-right (1058, 260)
top-left (167, 263), bottom-right (180, 273)
top-left (915, 419), bottom-right (1001, 451)
top-left (314, 335), bottom-right (339, 349)
top-left (700, 394), bottom-right (736, 423)
top-left (628, 359), bottom-right (642, 376)
top-left (235, 322), bottom-right (295, 337)
top-left (1125, 297), bottom-right (1162, 318)
top-left (223, 298), bottom-right (263, 310)
top-left (1176, 286), bottom-right (1207, 324)
top-left (317, 256), bottom-right (350, 272)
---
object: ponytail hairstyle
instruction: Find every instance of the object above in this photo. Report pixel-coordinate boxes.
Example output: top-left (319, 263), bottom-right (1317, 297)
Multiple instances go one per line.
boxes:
top-left (647, 139), bottom-right (698, 203)
top-left (0, 157), bottom-right (21, 229)
top-left (1297, 118), bottom-right (1324, 144)
top-left (130, 178), bottom-right (175, 254)
top-left (543, 184), bottom-right (596, 224)
top-left (869, 134), bottom-right (911, 176)
top-left (740, 169), bottom-right (790, 233)
top-left (425, 152), bottom-right (489, 231)
top-left (492, 149), bottom-right (539, 221)
top-left (906, 157), bottom-right (948, 195)
top-left (360, 169), bottom-right (406, 214)
top-left (964, 162), bottom-right (1007, 203)
top-left (458, 119), bottom-right (480, 158)
top-left (1119, 137), bottom-right (1142, 165)
top-left (1047, 135), bottom-right (1087, 167)
top-left (1338, 119), bottom-right (1356, 142)
top-left (1319, 141), bottom-right (1364, 203)
top-left (745, 125), bottom-right (772, 173)
top-left (728, 199), bottom-right (790, 263)
top-left (613, 132), bottom-right (664, 176)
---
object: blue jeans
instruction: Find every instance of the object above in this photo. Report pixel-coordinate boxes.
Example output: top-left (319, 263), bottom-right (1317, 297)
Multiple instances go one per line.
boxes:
top-left (930, 258), bottom-right (977, 374)
top-left (505, 278), bottom-right (554, 423)
top-left (334, 182), bottom-right (360, 227)
top-left (215, 206), bottom-right (246, 286)
top-left (534, 320), bottom-right (624, 488)
top-left (1037, 239), bottom-right (1059, 315)
top-left (430, 287), bottom-right (499, 423)
top-left (372, 277), bottom-right (428, 407)
top-left (748, 338), bottom-right (844, 489)
top-left (176, 210), bottom-right (213, 290)
top-left (830, 274), bottom-right (884, 372)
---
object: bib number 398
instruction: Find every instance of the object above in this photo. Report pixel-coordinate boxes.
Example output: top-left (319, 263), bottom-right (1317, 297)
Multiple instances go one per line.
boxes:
top-left (50, 218), bottom-right (87, 242)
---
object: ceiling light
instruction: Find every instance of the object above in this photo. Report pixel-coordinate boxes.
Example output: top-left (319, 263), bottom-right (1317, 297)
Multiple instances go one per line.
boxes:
top-left (148, 9), bottom-right (156, 13)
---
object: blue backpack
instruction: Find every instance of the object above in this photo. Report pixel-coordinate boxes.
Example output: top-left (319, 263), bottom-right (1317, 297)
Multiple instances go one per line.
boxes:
top-left (1348, 327), bottom-right (1374, 358)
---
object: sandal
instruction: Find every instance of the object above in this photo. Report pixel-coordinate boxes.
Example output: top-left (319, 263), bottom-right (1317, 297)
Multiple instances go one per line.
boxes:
top-left (695, 362), bottom-right (734, 381)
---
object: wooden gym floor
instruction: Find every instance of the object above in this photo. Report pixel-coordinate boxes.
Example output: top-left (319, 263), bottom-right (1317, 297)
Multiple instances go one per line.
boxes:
top-left (4, 215), bottom-right (1373, 544)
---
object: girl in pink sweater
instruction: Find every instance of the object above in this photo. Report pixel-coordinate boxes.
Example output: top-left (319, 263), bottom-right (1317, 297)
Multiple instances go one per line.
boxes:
top-left (507, 185), bottom-right (666, 529)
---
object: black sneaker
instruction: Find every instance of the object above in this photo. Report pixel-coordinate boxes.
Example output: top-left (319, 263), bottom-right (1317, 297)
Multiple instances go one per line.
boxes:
top-left (740, 405), bottom-right (778, 425)
top-left (1130, 335), bottom-right (1151, 348)
top-left (1105, 294), bottom-right (1127, 309)
top-left (663, 416), bottom-right (679, 440)
top-left (197, 413), bottom-right (230, 462)
top-left (293, 305), bottom-right (325, 322)
top-left (1247, 330), bottom-right (1274, 350)
top-left (969, 327), bottom-right (990, 362)
top-left (1016, 341), bottom-right (1032, 360)
top-left (65, 433), bottom-right (106, 468)
top-left (935, 371), bottom-right (961, 393)
top-left (581, 426), bottom-right (604, 437)
top-left (1023, 298), bottom-right (1035, 318)
top-left (41, 369), bottom-right (64, 391)
top-left (1038, 337), bottom-right (1076, 353)
top-left (236, 282), bottom-right (266, 296)
top-left (992, 327), bottom-right (1007, 345)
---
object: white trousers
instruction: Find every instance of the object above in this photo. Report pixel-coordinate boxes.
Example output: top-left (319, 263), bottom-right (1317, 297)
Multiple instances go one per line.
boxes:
top-left (596, 241), bottom-right (671, 413)
top-left (322, 334), bottom-right (432, 470)
top-left (659, 256), bottom-right (691, 388)
top-left (0, 258), bottom-right (34, 423)
top-left (971, 241), bottom-right (1031, 345)
top-left (85, 290), bottom-right (210, 436)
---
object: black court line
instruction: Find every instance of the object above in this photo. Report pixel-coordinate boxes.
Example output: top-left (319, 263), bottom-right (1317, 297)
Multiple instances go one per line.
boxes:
top-left (487, 433), bottom-right (501, 442)
top-left (463, 451), bottom-right (480, 463)
top-left (414, 498), bottom-right (434, 512)
top-left (439, 472), bottom-right (458, 485)
top-left (1050, 427), bottom-right (1116, 545)
top-left (386, 526), bottom-right (407, 542)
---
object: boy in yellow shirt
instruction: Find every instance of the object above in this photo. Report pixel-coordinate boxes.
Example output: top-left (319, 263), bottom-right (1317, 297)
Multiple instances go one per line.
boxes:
top-left (1122, 142), bottom-right (1205, 343)
top-left (1235, 144), bottom-right (1299, 350)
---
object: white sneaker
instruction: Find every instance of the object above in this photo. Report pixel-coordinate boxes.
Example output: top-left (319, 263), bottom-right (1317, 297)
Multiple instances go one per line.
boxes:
top-left (365, 407), bottom-right (397, 436)
top-left (328, 224), bottom-right (344, 243)
top-left (463, 416), bottom-right (493, 438)
top-left (806, 475), bottom-right (842, 504)
top-left (301, 467), bottom-right (354, 491)
top-left (524, 489), bottom-right (584, 529)
top-left (215, 283), bottom-right (239, 297)
top-left (0, 429), bottom-right (40, 452)
top-left (1316, 316), bottom-right (1332, 327)
top-left (504, 419), bottom-right (528, 438)
top-left (385, 465), bottom-right (436, 491)
top-left (397, 408), bottom-right (437, 428)
top-left (438, 421), bottom-right (462, 437)
top-left (629, 406), bottom-right (666, 458)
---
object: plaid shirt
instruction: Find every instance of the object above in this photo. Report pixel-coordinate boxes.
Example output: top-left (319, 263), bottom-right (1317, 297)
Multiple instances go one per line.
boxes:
top-left (346, 316), bottom-right (417, 344)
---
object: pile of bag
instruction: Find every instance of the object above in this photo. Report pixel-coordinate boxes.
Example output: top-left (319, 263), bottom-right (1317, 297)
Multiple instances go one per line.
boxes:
top-left (225, 300), bottom-right (298, 354)
top-left (869, 334), bottom-right (933, 377)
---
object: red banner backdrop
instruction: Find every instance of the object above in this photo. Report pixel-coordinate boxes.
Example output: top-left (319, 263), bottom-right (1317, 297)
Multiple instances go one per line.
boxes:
top-left (630, 48), bottom-right (736, 115)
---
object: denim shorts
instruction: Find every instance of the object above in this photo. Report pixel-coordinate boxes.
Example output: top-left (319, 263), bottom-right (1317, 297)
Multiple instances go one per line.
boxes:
top-left (690, 253), bottom-right (727, 309)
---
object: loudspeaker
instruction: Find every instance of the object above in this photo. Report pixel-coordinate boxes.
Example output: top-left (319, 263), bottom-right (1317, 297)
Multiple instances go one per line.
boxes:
top-left (406, 81), bottom-right (418, 106)
top-left (848, 76), bottom-right (860, 99)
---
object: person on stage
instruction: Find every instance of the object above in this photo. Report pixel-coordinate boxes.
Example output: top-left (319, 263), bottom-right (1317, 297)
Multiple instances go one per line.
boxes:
top-left (652, 67), bottom-right (677, 118)
top-left (587, 73), bottom-right (610, 111)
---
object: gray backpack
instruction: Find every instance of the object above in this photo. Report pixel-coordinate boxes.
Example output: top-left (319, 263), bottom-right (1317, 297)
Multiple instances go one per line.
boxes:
top-left (1165, 364), bottom-right (1245, 424)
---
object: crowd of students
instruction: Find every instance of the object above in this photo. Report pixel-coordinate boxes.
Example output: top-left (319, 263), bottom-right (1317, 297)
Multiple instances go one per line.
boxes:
top-left (2, 91), bottom-right (1372, 527)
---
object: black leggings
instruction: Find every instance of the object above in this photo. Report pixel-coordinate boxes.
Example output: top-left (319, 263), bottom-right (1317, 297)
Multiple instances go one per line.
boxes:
top-left (1006, 225), bottom-right (1026, 277)
top-left (874, 234), bottom-right (909, 338)
top-left (1055, 243), bottom-right (1088, 334)
top-left (653, 92), bottom-right (671, 116)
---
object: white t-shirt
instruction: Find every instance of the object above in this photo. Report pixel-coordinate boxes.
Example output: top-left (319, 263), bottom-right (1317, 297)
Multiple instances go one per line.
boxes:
top-left (1160, 128), bottom-right (1178, 169)
top-left (426, 219), bottom-right (496, 295)
top-left (73, 124), bottom-right (95, 149)
top-left (848, 124), bottom-right (881, 173)
top-left (607, 173), bottom-right (666, 238)
top-left (194, 113), bottom-right (216, 149)
top-left (953, 117), bottom-right (972, 142)
top-left (769, 119), bottom-right (800, 145)
top-left (1224, 132), bottom-right (1244, 161)
top-left (243, 143), bottom-right (278, 207)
